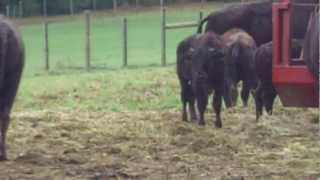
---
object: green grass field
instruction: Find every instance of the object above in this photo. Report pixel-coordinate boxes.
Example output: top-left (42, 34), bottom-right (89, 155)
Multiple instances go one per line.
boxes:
top-left (1, 2), bottom-right (319, 179)
top-left (18, 3), bottom-right (222, 76)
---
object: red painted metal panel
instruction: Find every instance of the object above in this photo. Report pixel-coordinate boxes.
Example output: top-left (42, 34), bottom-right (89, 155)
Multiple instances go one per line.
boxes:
top-left (272, 0), bottom-right (319, 108)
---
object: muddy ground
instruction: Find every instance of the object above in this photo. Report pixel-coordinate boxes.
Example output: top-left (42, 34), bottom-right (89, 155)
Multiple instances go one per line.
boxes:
top-left (0, 106), bottom-right (319, 179)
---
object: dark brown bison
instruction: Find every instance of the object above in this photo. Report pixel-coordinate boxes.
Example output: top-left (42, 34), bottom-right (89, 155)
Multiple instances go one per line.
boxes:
top-left (253, 40), bottom-right (303, 121)
top-left (197, 0), bottom-right (318, 46)
top-left (191, 32), bottom-right (229, 127)
top-left (176, 34), bottom-right (199, 122)
top-left (0, 16), bottom-right (25, 160)
top-left (177, 32), bottom-right (231, 127)
top-left (302, 8), bottom-right (319, 80)
top-left (222, 28), bottom-right (257, 107)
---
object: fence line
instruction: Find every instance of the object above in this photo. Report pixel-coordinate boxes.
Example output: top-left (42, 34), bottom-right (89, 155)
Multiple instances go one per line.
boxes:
top-left (161, 7), bottom-right (202, 66)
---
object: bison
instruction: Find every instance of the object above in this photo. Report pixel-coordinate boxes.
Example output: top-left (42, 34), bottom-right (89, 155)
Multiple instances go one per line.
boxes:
top-left (252, 40), bottom-right (303, 121)
top-left (197, 0), bottom-right (318, 46)
top-left (176, 34), bottom-right (199, 122)
top-left (177, 32), bottom-right (231, 127)
top-left (222, 28), bottom-right (257, 107)
top-left (302, 8), bottom-right (319, 80)
top-left (178, 32), bottom-right (230, 128)
top-left (0, 16), bottom-right (25, 160)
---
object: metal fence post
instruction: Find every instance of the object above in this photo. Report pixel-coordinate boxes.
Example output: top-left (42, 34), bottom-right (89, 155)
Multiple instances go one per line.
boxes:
top-left (161, 8), bottom-right (166, 66)
top-left (85, 10), bottom-right (91, 71)
top-left (123, 18), bottom-right (128, 67)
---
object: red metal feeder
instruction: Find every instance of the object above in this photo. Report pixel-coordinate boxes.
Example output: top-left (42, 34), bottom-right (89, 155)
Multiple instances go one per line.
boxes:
top-left (272, 0), bottom-right (319, 107)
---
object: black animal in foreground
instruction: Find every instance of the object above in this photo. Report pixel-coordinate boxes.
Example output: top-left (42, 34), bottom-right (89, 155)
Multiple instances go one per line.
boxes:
top-left (0, 16), bottom-right (25, 160)
top-left (177, 32), bottom-right (231, 127)
top-left (197, 0), bottom-right (318, 46)
top-left (222, 28), bottom-right (257, 107)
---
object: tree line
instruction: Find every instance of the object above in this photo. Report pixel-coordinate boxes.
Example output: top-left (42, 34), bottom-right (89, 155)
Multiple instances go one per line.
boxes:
top-left (0, 0), bottom-right (236, 17)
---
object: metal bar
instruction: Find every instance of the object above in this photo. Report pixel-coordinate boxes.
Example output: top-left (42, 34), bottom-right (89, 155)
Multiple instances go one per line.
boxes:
top-left (272, 3), bottom-right (282, 66)
top-left (165, 22), bottom-right (199, 29)
top-left (123, 18), bottom-right (128, 67)
top-left (283, 1), bottom-right (292, 67)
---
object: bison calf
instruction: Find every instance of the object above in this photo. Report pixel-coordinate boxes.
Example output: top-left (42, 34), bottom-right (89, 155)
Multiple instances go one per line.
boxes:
top-left (177, 32), bottom-right (231, 127)
top-left (0, 16), bottom-right (25, 160)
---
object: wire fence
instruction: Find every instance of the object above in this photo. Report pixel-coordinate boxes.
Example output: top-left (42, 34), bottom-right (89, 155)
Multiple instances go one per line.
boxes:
top-left (16, 0), bottom-right (248, 75)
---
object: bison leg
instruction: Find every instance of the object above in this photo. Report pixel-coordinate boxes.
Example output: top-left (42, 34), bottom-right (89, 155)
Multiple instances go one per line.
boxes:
top-left (188, 94), bottom-right (197, 122)
top-left (180, 80), bottom-right (197, 122)
top-left (196, 93), bottom-right (208, 126)
top-left (253, 84), bottom-right (263, 122)
top-left (0, 70), bottom-right (23, 161)
top-left (263, 86), bottom-right (277, 115)
top-left (241, 81), bottom-right (251, 107)
top-left (180, 80), bottom-right (189, 122)
top-left (0, 108), bottom-right (10, 161)
top-left (213, 91), bottom-right (223, 128)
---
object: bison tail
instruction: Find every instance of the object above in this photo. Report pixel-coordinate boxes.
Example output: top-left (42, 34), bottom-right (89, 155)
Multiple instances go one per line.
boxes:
top-left (197, 17), bottom-right (209, 34)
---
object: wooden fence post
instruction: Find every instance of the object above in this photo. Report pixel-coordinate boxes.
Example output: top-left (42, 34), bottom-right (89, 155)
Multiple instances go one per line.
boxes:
top-left (19, 1), bottom-right (23, 18)
top-left (93, 0), bottom-right (97, 11)
top-left (85, 10), bottom-right (91, 71)
top-left (69, 0), bottom-right (74, 16)
top-left (6, 5), bottom-right (10, 17)
top-left (43, 0), bottom-right (49, 71)
top-left (13, 6), bottom-right (16, 18)
top-left (44, 21), bottom-right (49, 71)
top-left (113, 0), bottom-right (117, 12)
top-left (199, 11), bottom-right (203, 24)
top-left (161, 7), bottom-right (166, 66)
top-left (123, 18), bottom-right (128, 67)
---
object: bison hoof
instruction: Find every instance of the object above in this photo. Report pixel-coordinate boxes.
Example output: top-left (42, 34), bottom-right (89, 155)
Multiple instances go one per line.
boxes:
top-left (198, 121), bottom-right (206, 126)
top-left (215, 121), bottom-right (222, 128)
top-left (182, 114), bottom-right (188, 122)
top-left (0, 155), bottom-right (7, 161)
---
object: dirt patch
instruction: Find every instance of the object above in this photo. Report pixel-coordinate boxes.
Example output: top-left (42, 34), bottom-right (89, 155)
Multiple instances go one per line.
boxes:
top-left (0, 106), bottom-right (318, 179)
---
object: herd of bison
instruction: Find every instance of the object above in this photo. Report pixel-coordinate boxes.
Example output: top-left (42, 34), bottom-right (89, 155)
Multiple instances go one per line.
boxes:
top-left (0, 0), bottom-right (319, 165)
